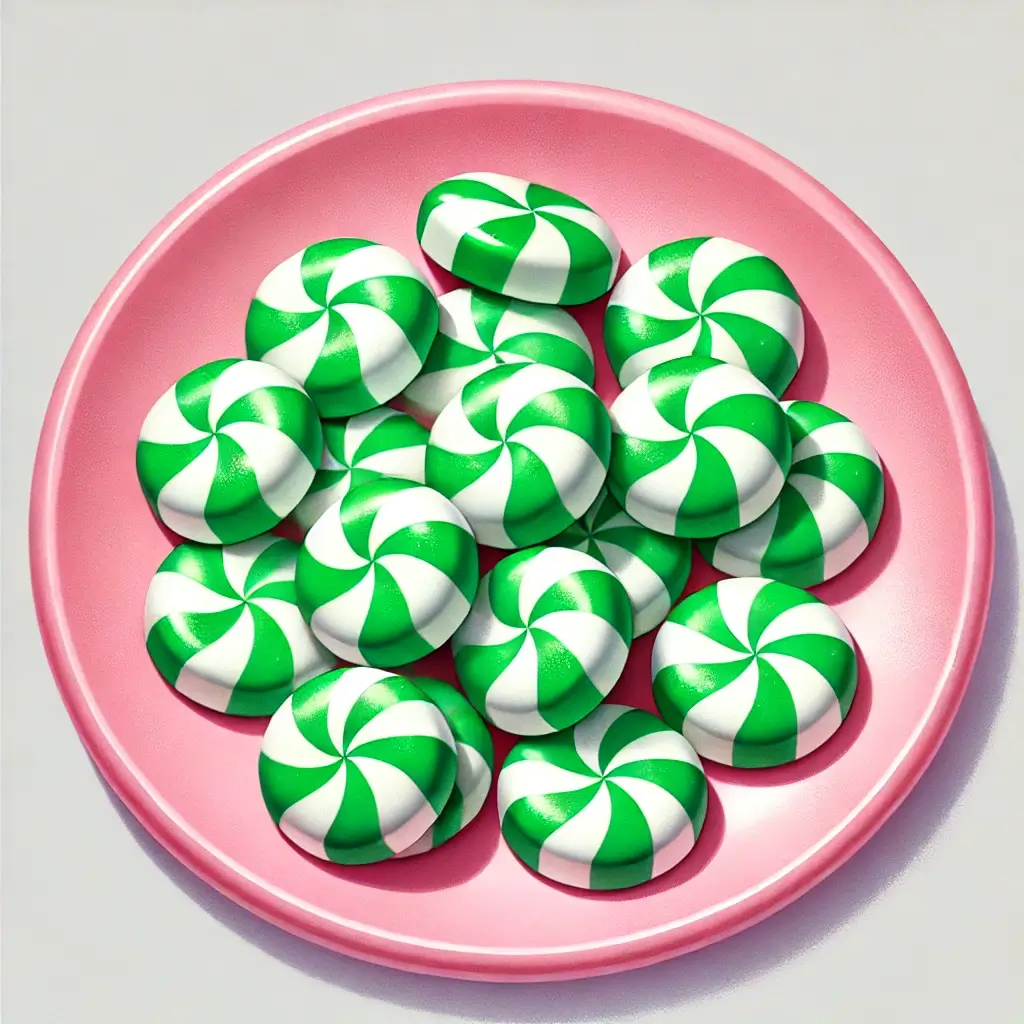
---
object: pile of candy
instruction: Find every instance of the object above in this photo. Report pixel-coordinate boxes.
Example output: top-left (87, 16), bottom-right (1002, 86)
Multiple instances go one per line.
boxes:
top-left (138, 172), bottom-right (883, 889)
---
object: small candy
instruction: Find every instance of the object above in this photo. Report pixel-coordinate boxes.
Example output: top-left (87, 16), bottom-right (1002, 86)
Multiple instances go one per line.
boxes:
top-left (137, 358), bottom-right (321, 544)
top-left (426, 362), bottom-right (611, 549)
top-left (700, 400), bottom-right (884, 586)
top-left (259, 667), bottom-right (457, 864)
top-left (145, 536), bottom-right (334, 715)
top-left (402, 286), bottom-right (595, 420)
top-left (604, 237), bottom-right (804, 395)
top-left (245, 238), bottom-right (439, 418)
top-left (295, 477), bottom-right (478, 667)
top-left (608, 355), bottom-right (791, 539)
top-left (498, 704), bottom-right (708, 890)
top-left (452, 546), bottom-right (633, 736)
top-left (417, 172), bottom-right (620, 305)
top-left (290, 407), bottom-right (428, 533)
top-left (549, 487), bottom-right (692, 637)
top-left (396, 677), bottom-right (495, 857)
top-left (652, 577), bottom-right (857, 768)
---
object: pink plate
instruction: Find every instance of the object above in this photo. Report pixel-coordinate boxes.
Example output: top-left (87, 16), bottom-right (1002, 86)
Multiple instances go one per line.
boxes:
top-left (31, 81), bottom-right (993, 982)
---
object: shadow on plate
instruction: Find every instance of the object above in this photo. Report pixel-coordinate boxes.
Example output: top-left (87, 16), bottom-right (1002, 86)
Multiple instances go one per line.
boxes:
top-left (104, 439), bottom-right (1015, 1020)
top-left (567, 249), bottom-right (633, 404)
top-left (281, 802), bottom-right (502, 893)
top-left (785, 308), bottom-right (829, 403)
top-left (813, 464), bottom-right (902, 603)
top-left (421, 255), bottom-right (465, 296)
top-left (181, 696), bottom-right (271, 736)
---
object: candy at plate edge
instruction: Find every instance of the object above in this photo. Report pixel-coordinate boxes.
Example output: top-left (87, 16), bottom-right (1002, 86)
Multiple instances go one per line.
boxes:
top-left (136, 358), bottom-right (322, 544)
top-left (498, 703), bottom-right (708, 890)
top-left (259, 667), bottom-right (457, 863)
top-left (652, 576), bottom-right (857, 767)
top-left (417, 172), bottom-right (620, 305)
top-left (145, 536), bottom-right (335, 716)
top-left (245, 238), bottom-right (439, 418)
top-left (604, 236), bottom-right (804, 395)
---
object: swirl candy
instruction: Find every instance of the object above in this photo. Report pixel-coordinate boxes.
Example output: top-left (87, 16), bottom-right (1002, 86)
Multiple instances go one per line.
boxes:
top-left (136, 358), bottom-right (321, 544)
top-left (417, 173), bottom-right (620, 305)
top-left (608, 355), bottom-right (791, 539)
top-left (498, 704), bottom-right (708, 890)
top-left (452, 546), bottom-right (633, 735)
top-left (291, 407), bottom-right (428, 533)
top-left (396, 677), bottom-right (495, 857)
top-left (700, 400), bottom-right (884, 586)
top-left (296, 477), bottom-right (478, 668)
top-left (605, 236), bottom-right (804, 395)
top-left (144, 536), bottom-right (334, 716)
top-left (259, 668), bottom-right (457, 864)
top-left (426, 362), bottom-right (611, 549)
top-left (652, 577), bottom-right (858, 767)
top-left (245, 238), bottom-right (439, 418)
top-left (549, 487), bottom-right (692, 637)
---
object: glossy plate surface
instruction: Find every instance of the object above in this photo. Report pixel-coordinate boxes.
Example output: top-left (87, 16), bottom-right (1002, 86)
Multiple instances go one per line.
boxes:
top-left (30, 81), bottom-right (992, 981)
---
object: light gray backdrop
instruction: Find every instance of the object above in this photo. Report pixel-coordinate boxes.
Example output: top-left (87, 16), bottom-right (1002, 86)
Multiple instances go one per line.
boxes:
top-left (4, 1), bottom-right (1022, 1021)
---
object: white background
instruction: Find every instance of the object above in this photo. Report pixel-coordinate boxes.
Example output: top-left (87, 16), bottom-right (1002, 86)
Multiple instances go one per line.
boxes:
top-left (4, 2), bottom-right (1022, 1021)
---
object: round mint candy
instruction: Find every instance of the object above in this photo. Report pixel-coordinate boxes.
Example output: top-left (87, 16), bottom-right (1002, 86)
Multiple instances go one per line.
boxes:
top-left (136, 358), bottom-right (321, 544)
top-left (652, 577), bottom-right (858, 767)
top-left (145, 536), bottom-right (334, 716)
top-left (245, 238), bottom-right (439, 418)
top-left (417, 173), bottom-right (620, 305)
top-left (608, 355), bottom-right (791, 539)
top-left (259, 667), bottom-right (457, 864)
top-left (499, 704), bottom-right (708, 890)
top-left (396, 677), bottom-right (495, 857)
top-left (291, 406), bottom-right (428, 533)
top-left (549, 486), bottom-right (692, 637)
top-left (452, 546), bottom-right (633, 736)
top-left (296, 477), bottom-right (478, 668)
top-left (605, 236), bottom-right (804, 395)
top-left (425, 361), bottom-right (611, 549)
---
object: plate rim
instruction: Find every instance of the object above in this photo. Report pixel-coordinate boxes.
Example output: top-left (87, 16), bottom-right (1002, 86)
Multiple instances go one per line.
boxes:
top-left (29, 79), bottom-right (994, 982)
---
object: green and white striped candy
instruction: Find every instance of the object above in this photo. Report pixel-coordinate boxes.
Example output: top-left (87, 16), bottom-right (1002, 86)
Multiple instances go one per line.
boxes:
top-left (259, 667), bottom-right (457, 864)
top-left (401, 286), bottom-right (595, 420)
top-left (396, 677), bottom-right (495, 857)
top-left (652, 577), bottom-right (857, 767)
top-left (295, 477), bottom-right (478, 667)
top-left (425, 362), bottom-right (611, 549)
top-left (291, 407), bottom-right (428, 533)
top-left (605, 237), bottom-right (804, 395)
top-left (608, 355), bottom-right (791, 539)
top-left (417, 173), bottom-right (620, 306)
top-left (145, 537), bottom-right (335, 716)
top-left (549, 487), bottom-right (692, 637)
top-left (137, 358), bottom-right (322, 544)
top-left (452, 546), bottom-right (633, 736)
top-left (700, 401), bottom-right (885, 587)
top-left (245, 238), bottom-right (439, 418)
top-left (498, 704), bottom-right (707, 890)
